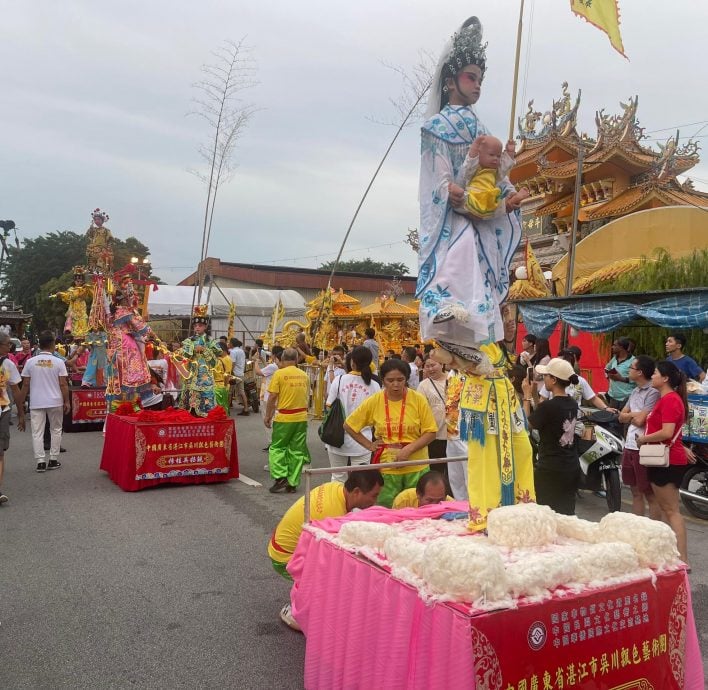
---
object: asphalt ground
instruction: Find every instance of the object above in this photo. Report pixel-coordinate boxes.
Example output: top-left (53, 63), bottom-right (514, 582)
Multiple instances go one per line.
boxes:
top-left (1, 408), bottom-right (706, 687)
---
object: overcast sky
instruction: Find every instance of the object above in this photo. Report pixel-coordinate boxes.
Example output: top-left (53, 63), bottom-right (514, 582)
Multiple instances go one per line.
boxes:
top-left (2, 0), bottom-right (707, 284)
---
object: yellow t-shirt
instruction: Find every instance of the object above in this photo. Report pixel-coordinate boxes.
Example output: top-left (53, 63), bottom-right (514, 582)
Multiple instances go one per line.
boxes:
top-left (213, 355), bottom-right (232, 386)
top-left (345, 389), bottom-right (437, 475)
top-left (268, 365), bottom-right (310, 423)
top-left (268, 482), bottom-right (347, 564)
top-left (391, 488), bottom-right (455, 509)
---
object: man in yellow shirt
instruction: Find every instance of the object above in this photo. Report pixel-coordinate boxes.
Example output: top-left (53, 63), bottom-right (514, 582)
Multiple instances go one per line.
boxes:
top-left (392, 470), bottom-right (453, 509)
top-left (268, 469), bottom-right (384, 629)
top-left (264, 348), bottom-right (311, 493)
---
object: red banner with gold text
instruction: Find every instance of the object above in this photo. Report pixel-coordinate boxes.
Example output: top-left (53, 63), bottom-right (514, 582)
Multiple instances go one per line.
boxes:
top-left (71, 388), bottom-right (107, 423)
top-left (469, 570), bottom-right (689, 689)
top-left (133, 419), bottom-right (234, 481)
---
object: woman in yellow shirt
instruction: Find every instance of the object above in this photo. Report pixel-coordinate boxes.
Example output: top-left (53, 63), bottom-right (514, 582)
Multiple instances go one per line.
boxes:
top-left (213, 342), bottom-right (233, 414)
top-left (344, 359), bottom-right (438, 507)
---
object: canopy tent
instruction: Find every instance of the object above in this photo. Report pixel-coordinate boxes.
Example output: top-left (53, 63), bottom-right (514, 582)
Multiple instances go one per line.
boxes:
top-left (148, 286), bottom-right (306, 340)
top-left (516, 288), bottom-right (708, 339)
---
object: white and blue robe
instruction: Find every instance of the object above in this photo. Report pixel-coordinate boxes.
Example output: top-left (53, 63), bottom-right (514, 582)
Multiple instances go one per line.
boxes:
top-left (416, 105), bottom-right (522, 347)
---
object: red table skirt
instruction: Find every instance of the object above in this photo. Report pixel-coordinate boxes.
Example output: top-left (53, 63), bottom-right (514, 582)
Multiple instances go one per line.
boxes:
top-left (100, 413), bottom-right (239, 491)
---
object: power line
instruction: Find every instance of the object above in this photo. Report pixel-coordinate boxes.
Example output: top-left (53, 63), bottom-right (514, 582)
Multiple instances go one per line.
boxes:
top-left (645, 120), bottom-right (708, 135)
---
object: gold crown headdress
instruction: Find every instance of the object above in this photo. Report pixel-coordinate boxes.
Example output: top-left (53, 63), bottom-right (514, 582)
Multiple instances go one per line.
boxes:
top-left (91, 208), bottom-right (110, 222)
top-left (193, 304), bottom-right (210, 324)
top-left (73, 266), bottom-right (87, 276)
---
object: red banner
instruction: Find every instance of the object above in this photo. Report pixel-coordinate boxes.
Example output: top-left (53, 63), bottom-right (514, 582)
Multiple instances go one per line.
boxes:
top-left (470, 570), bottom-right (689, 690)
top-left (71, 388), bottom-right (107, 423)
top-left (133, 420), bottom-right (234, 481)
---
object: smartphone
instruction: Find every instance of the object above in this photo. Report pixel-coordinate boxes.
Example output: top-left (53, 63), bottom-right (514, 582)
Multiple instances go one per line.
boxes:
top-left (527, 367), bottom-right (534, 383)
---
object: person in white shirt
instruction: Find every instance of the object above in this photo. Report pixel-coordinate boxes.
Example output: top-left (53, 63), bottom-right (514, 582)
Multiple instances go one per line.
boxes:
top-left (229, 338), bottom-right (249, 416)
top-left (0, 332), bottom-right (26, 503)
top-left (324, 345), bottom-right (347, 391)
top-left (254, 346), bottom-right (284, 456)
top-left (21, 331), bottom-right (70, 472)
top-left (401, 346), bottom-right (420, 389)
top-left (325, 346), bottom-right (380, 482)
top-left (144, 357), bottom-right (169, 410)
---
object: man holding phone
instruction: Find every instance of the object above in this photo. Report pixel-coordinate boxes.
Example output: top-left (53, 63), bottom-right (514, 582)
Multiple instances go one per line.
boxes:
top-left (605, 338), bottom-right (635, 410)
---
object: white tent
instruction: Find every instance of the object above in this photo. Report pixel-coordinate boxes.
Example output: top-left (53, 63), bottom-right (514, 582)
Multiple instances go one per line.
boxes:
top-left (148, 286), bottom-right (307, 340)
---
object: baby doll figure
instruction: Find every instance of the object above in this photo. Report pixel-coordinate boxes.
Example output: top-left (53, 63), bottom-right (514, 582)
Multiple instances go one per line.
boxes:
top-left (462, 136), bottom-right (529, 218)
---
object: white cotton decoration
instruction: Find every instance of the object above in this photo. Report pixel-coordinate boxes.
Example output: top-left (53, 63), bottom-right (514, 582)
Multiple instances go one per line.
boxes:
top-left (384, 536), bottom-right (427, 577)
top-left (338, 521), bottom-right (395, 549)
top-left (572, 542), bottom-right (639, 582)
top-left (487, 503), bottom-right (557, 548)
top-left (598, 512), bottom-right (681, 568)
top-left (420, 536), bottom-right (509, 602)
top-left (555, 514), bottom-right (601, 543)
top-left (506, 551), bottom-right (577, 598)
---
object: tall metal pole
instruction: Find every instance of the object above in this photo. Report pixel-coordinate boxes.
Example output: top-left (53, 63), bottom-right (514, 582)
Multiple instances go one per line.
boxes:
top-left (560, 145), bottom-right (584, 349)
top-left (564, 145), bottom-right (584, 296)
top-left (508, 0), bottom-right (526, 142)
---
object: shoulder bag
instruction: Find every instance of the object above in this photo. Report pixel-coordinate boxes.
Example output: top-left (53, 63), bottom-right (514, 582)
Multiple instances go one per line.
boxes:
top-left (318, 376), bottom-right (345, 448)
top-left (638, 426), bottom-right (682, 468)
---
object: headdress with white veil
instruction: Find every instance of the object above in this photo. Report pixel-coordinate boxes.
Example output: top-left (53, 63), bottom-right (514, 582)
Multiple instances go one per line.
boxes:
top-left (425, 16), bottom-right (488, 120)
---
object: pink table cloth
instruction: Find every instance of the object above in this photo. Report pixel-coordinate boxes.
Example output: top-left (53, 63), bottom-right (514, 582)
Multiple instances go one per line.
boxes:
top-left (289, 507), bottom-right (704, 690)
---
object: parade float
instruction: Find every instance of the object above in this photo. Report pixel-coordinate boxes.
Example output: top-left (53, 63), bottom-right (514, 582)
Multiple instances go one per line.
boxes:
top-left (288, 501), bottom-right (702, 689)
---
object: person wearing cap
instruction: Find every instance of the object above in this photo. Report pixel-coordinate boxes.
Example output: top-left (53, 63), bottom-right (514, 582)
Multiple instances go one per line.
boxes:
top-left (522, 358), bottom-right (580, 515)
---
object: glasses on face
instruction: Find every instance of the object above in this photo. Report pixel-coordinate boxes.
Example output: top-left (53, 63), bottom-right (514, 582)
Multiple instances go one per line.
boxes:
top-left (628, 366), bottom-right (638, 371)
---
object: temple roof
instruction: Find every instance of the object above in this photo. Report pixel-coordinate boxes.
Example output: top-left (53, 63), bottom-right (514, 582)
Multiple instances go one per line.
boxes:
top-left (359, 297), bottom-right (418, 317)
top-left (582, 181), bottom-right (708, 221)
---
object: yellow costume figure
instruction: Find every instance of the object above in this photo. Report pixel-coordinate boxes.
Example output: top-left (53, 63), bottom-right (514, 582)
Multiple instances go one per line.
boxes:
top-left (51, 266), bottom-right (93, 339)
top-left (86, 208), bottom-right (114, 273)
top-left (459, 343), bottom-right (535, 531)
top-left (465, 168), bottom-right (503, 218)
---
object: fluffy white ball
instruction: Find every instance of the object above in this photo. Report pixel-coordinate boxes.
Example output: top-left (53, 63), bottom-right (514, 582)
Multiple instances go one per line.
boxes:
top-left (555, 514), bottom-right (601, 543)
top-left (598, 512), bottom-right (681, 568)
top-left (420, 536), bottom-right (508, 602)
top-left (572, 542), bottom-right (639, 583)
top-left (506, 550), bottom-right (577, 598)
top-left (487, 503), bottom-right (557, 548)
top-left (338, 521), bottom-right (395, 549)
top-left (384, 536), bottom-right (426, 577)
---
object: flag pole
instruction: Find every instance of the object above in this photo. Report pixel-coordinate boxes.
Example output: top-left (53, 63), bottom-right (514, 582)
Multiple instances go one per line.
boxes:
top-left (508, 0), bottom-right (526, 142)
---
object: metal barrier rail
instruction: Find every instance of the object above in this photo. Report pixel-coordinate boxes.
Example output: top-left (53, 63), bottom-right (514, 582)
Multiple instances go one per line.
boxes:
top-left (302, 455), bottom-right (468, 523)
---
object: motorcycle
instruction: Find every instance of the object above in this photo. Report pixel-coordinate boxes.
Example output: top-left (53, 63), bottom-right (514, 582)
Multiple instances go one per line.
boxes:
top-left (576, 409), bottom-right (624, 513)
top-left (680, 443), bottom-right (708, 520)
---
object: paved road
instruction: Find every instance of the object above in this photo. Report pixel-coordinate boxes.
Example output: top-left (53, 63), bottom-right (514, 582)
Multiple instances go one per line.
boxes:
top-left (2, 411), bottom-right (706, 687)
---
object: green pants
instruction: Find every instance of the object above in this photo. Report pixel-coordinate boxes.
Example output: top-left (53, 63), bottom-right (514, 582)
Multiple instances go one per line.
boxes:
top-left (269, 421), bottom-right (311, 488)
top-left (377, 469), bottom-right (428, 508)
top-left (271, 558), bottom-right (293, 581)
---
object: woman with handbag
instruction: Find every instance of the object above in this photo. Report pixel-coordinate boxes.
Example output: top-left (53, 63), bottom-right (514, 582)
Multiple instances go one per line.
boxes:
top-left (417, 356), bottom-right (450, 489)
top-left (636, 360), bottom-right (690, 564)
top-left (323, 346), bottom-right (380, 483)
top-left (344, 358), bottom-right (438, 507)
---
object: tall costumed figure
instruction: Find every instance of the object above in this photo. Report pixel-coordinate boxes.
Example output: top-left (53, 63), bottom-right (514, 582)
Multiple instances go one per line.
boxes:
top-left (105, 271), bottom-right (154, 409)
top-left (175, 305), bottom-right (221, 417)
top-left (50, 266), bottom-right (93, 339)
top-left (418, 17), bottom-right (534, 530)
top-left (83, 207), bottom-right (114, 387)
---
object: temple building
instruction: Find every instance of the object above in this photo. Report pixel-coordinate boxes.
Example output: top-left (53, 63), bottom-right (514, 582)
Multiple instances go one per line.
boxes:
top-left (510, 84), bottom-right (708, 271)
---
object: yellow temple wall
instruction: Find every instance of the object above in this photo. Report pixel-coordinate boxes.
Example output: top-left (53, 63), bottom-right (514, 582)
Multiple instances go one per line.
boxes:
top-left (552, 206), bottom-right (708, 292)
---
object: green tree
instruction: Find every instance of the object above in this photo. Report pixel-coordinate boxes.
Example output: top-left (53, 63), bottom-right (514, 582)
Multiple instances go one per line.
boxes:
top-left (318, 258), bottom-right (410, 275)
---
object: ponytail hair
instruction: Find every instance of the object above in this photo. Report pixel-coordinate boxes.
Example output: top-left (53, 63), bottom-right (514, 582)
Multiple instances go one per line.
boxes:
top-left (554, 373), bottom-right (579, 388)
top-left (350, 346), bottom-right (373, 385)
top-left (655, 360), bottom-right (689, 421)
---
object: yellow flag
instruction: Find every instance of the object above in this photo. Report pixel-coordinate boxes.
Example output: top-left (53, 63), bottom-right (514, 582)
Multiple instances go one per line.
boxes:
top-left (570, 0), bottom-right (627, 59)
top-left (525, 240), bottom-right (548, 294)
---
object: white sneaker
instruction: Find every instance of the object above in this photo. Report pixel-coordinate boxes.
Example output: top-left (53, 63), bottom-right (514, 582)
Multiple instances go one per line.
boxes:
top-left (279, 603), bottom-right (302, 632)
